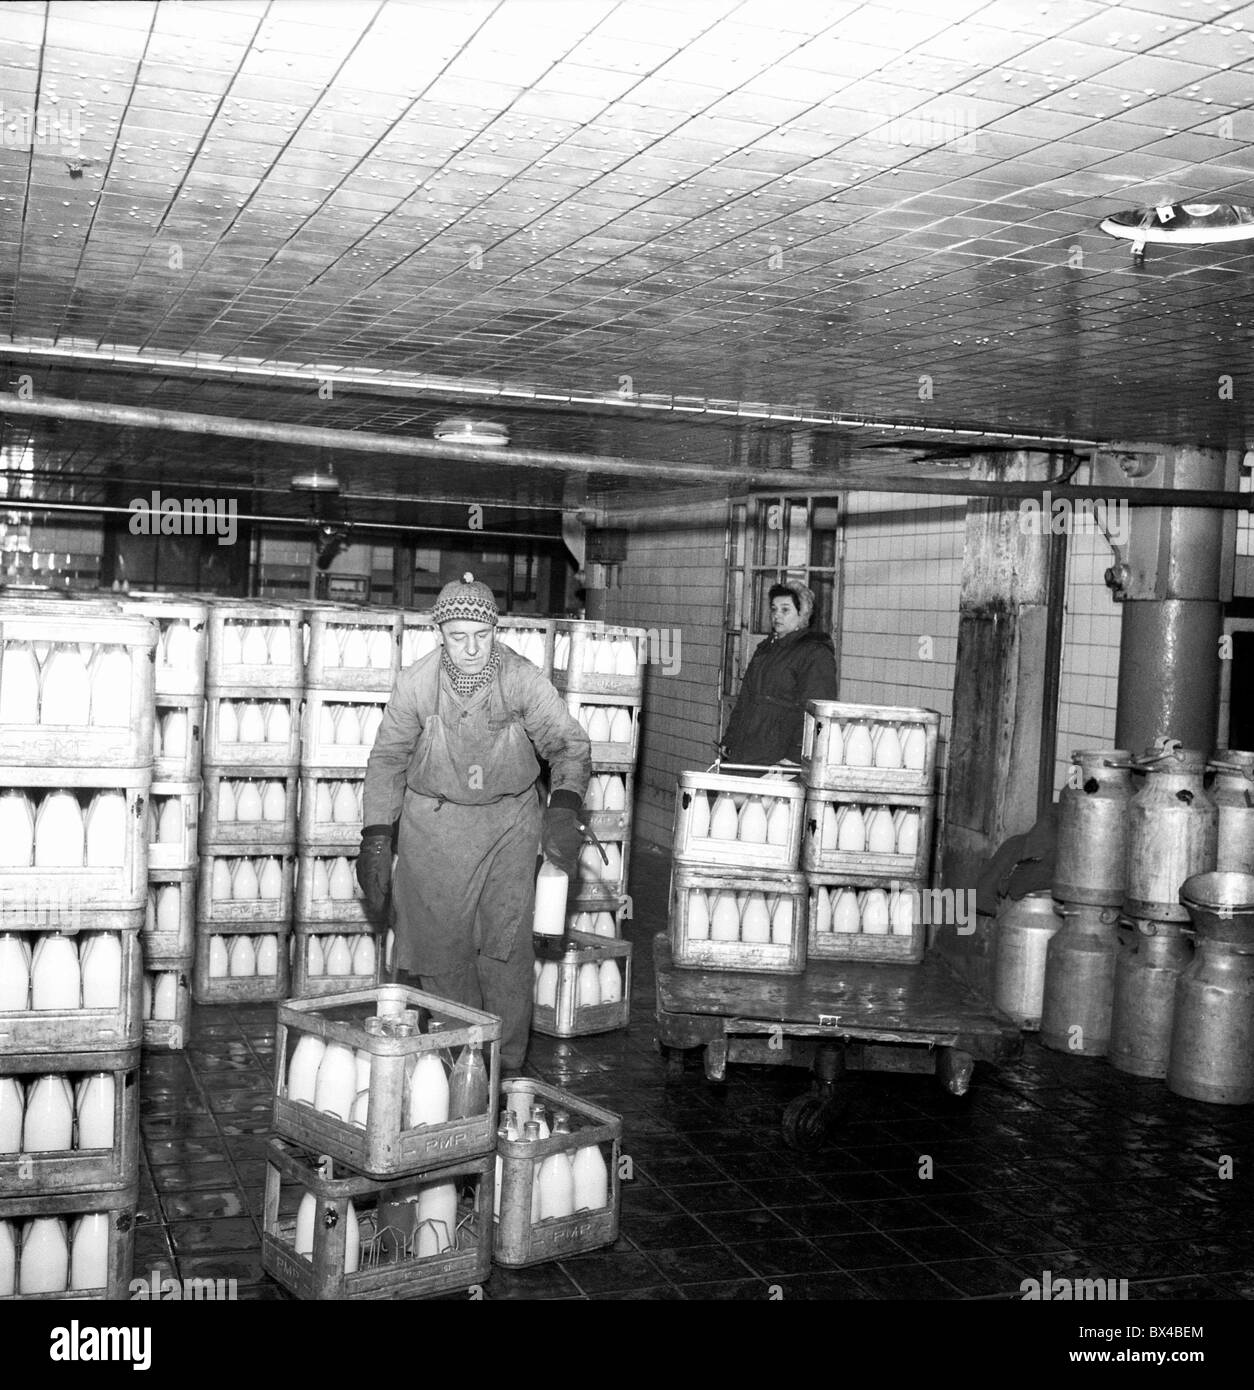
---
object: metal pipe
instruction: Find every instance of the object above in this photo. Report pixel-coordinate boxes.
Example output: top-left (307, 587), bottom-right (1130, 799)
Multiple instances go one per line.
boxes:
top-left (1038, 527), bottom-right (1069, 820)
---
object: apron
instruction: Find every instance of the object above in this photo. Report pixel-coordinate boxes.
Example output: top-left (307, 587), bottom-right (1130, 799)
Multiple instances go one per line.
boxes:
top-left (392, 663), bottom-right (542, 972)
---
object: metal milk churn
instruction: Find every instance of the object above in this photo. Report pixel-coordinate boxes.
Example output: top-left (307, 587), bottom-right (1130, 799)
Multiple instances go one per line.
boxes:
top-left (1208, 751), bottom-right (1254, 875)
top-left (1167, 871), bottom-right (1254, 1105)
top-left (1040, 903), bottom-right (1120, 1057)
top-left (1125, 745), bottom-right (1217, 922)
top-left (1054, 750), bottom-right (1133, 905)
top-left (992, 891), bottom-right (1061, 1030)
top-left (1108, 917), bottom-right (1193, 1078)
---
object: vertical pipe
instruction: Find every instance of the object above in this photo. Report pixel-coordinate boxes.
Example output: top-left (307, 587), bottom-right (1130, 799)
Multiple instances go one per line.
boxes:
top-left (1038, 527), bottom-right (1069, 819)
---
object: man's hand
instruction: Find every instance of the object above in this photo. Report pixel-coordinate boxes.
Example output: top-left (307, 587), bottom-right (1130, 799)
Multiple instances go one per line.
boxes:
top-left (356, 825), bottom-right (394, 916)
top-left (542, 789), bottom-right (584, 876)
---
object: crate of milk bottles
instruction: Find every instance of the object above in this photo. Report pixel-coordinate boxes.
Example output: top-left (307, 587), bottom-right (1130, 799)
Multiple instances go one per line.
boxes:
top-left (399, 612), bottom-right (439, 668)
top-left (144, 870), bottom-right (196, 958)
top-left (582, 770), bottom-right (633, 842)
top-left (0, 923), bottom-right (143, 1055)
top-left (272, 986), bottom-right (500, 1179)
top-left (566, 901), bottom-right (627, 939)
top-left (301, 691), bottom-right (388, 768)
top-left (304, 608), bottom-right (401, 691)
top-left (197, 848), bottom-right (295, 924)
top-left (0, 769), bottom-right (151, 913)
top-left (0, 1183), bottom-right (137, 1299)
top-left (0, 609), bottom-right (156, 767)
top-left (565, 695), bottom-right (638, 768)
top-left (670, 865), bottom-right (808, 975)
top-left (807, 876), bottom-right (926, 965)
top-left (261, 1139), bottom-right (492, 1301)
top-left (297, 769), bottom-right (364, 846)
top-left (202, 688), bottom-right (302, 767)
top-left (803, 701), bottom-right (940, 796)
top-left (801, 792), bottom-right (934, 881)
top-left (146, 780), bottom-right (200, 872)
top-left (493, 1079), bottom-right (621, 1268)
top-left (552, 621), bottom-right (644, 697)
top-left (495, 617), bottom-right (554, 679)
top-left (296, 849), bottom-right (384, 928)
top-left (0, 1050), bottom-right (139, 1195)
top-left (121, 596), bottom-right (208, 697)
top-left (570, 834), bottom-right (631, 908)
top-left (673, 768), bottom-right (804, 871)
top-left (206, 602), bottom-right (304, 688)
top-left (151, 697), bottom-right (204, 782)
top-left (200, 767), bottom-right (297, 847)
top-left (289, 923), bottom-right (382, 999)
top-left (193, 923), bottom-right (290, 1006)
top-left (141, 954), bottom-right (193, 1051)
top-left (532, 931), bottom-right (631, 1038)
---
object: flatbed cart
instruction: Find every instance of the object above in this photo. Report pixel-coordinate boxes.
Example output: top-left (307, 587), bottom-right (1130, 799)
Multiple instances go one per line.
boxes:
top-left (654, 933), bottom-right (1022, 1151)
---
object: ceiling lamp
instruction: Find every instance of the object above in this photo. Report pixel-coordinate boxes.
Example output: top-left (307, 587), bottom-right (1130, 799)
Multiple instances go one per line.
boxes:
top-left (1100, 202), bottom-right (1254, 248)
top-left (433, 418), bottom-right (509, 447)
top-left (289, 468), bottom-right (340, 493)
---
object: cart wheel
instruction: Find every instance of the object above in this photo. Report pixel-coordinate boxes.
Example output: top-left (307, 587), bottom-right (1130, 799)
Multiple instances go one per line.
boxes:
top-left (782, 1092), bottom-right (837, 1152)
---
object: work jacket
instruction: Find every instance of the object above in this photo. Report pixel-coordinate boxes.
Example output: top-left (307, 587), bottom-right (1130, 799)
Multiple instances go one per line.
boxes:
top-left (721, 626), bottom-right (838, 767)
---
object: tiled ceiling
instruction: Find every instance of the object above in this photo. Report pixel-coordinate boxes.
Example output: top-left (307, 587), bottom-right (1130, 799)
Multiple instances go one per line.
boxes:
top-left (2, 0), bottom-right (1254, 518)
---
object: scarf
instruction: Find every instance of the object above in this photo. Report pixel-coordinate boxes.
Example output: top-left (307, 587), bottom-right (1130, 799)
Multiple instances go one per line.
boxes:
top-left (441, 645), bottom-right (501, 699)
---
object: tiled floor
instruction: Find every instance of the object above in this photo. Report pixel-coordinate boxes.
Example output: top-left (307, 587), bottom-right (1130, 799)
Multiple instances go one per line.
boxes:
top-left (138, 843), bottom-right (1254, 1301)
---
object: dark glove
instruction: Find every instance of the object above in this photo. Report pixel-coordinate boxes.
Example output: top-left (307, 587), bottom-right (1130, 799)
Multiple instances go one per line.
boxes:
top-left (356, 825), bottom-right (394, 916)
top-left (542, 789), bottom-right (584, 877)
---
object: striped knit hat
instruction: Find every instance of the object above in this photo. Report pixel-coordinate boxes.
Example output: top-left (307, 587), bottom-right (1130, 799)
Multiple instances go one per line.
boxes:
top-left (431, 572), bottom-right (498, 627)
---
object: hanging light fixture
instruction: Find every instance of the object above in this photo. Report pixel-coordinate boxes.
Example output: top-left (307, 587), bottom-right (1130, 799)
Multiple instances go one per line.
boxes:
top-left (433, 418), bottom-right (509, 447)
top-left (1100, 202), bottom-right (1254, 247)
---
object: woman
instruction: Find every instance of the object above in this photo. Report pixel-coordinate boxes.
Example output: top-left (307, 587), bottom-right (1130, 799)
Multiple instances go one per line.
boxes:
top-left (720, 581), bottom-right (838, 768)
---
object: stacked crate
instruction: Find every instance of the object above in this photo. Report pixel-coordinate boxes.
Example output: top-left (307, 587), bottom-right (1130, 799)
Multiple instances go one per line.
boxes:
top-left (669, 767), bottom-right (809, 974)
top-left (262, 984), bottom-right (500, 1299)
top-left (292, 607), bottom-right (399, 997)
top-left (125, 598), bottom-right (208, 1048)
top-left (0, 598), bottom-right (156, 1298)
top-left (196, 602), bottom-right (303, 1004)
top-left (800, 702), bottom-right (940, 966)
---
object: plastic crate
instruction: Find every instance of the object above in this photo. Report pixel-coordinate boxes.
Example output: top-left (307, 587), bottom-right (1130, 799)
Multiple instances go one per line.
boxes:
top-left (297, 769), bottom-right (365, 847)
top-left (552, 621), bottom-right (644, 697)
top-left (201, 688), bottom-right (302, 767)
top-left (289, 922), bottom-right (383, 998)
top-left (261, 1139), bottom-right (492, 1301)
top-left (0, 1050), bottom-right (139, 1194)
top-left (192, 924), bottom-right (290, 1005)
top-left (141, 954), bottom-right (194, 1051)
top-left (0, 612), bottom-right (156, 768)
top-left (0, 921), bottom-right (143, 1056)
top-left (120, 597), bottom-right (208, 697)
top-left (301, 689), bottom-right (389, 768)
top-left (564, 694), bottom-right (639, 769)
top-left (672, 768), bottom-right (804, 870)
top-left (295, 849), bottom-right (383, 928)
top-left (199, 766), bottom-right (298, 848)
top-left (0, 1184), bottom-right (136, 1300)
top-left (151, 697), bottom-right (204, 782)
top-left (143, 870), bottom-right (196, 958)
top-left (493, 1078), bottom-right (621, 1268)
top-left (800, 791), bottom-right (935, 881)
top-left (802, 701), bottom-right (940, 795)
top-left (206, 603), bottom-right (304, 687)
top-left (0, 768), bottom-right (151, 912)
top-left (146, 780), bottom-right (200, 872)
top-left (304, 607), bottom-right (402, 690)
top-left (531, 931), bottom-right (631, 1038)
top-left (669, 864), bottom-right (808, 975)
top-left (272, 985), bottom-right (501, 1178)
top-left (806, 875), bottom-right (927, 965)
top-left (196, 848), bottom-right (295, 925)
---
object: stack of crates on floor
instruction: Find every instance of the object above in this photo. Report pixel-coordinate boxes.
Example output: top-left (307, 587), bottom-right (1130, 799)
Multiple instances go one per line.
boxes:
top-left (0, 597), bottom-right (155, 1297)
top-left (263, 984), bottom-right (500, 1298)
top-left (125, 596), bottom-right (208, 1048)
top-left (669, 762), bottom-right (809, 974)
top-left (800, 702), bottom-right (940, 965)
top-left (196, 602), bottom-right (303, 1004)
top-left (292, 606), bottom-right (399, 997)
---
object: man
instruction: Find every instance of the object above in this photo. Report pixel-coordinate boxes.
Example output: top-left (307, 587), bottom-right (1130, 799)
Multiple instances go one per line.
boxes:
top-left (357, 574), bottom-right (592, 1073)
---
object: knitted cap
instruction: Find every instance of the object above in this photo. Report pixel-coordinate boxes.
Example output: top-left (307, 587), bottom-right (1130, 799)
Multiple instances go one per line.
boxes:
top-left (431, 572), bottom-right (499, 627)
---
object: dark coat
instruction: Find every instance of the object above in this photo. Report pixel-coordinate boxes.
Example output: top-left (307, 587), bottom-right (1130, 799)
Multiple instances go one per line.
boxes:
top-left (721, 627), bottom-right (838, 767)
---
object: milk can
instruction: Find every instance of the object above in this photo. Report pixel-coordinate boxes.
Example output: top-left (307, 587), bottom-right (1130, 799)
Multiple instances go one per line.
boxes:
top-left (992, 891), bottom-right (1061, 1030)
top-left (1040, 902), bottom-right (1120, 1057)
top-left (1167, 871), bottom-right (1254, 1105)
top-left (1108, 917), bottom-right (1193, 1079)
top-left (1125, 745), bottom-right (1217, 922)
top-left (1054, 750), bottom-right (1133, 905)
top-left (1208, 751), bottom-right (1254, 875)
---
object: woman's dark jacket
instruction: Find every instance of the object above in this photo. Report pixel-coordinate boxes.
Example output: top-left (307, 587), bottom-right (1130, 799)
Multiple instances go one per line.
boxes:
top-left (721, 627), bottom-right (838, 766)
